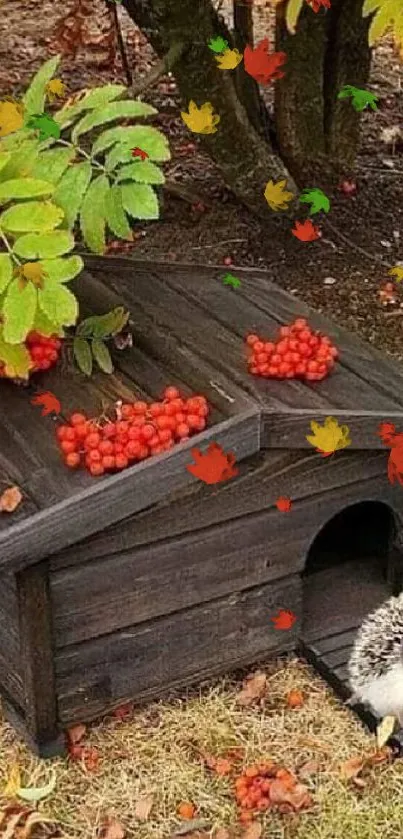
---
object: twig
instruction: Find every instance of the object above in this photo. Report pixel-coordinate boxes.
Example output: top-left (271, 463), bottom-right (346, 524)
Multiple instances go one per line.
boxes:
top-left (130, 42), bottom-right (185, 99)
top-left (108, 0), bottom-right (133, 87)
top-left (190, 239), bottom-right (247, 250)
top-left (323, 217), bottom-right (391, 269)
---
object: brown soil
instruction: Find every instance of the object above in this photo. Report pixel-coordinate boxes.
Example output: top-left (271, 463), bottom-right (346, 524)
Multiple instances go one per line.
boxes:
top-left (1, 0), bottom-right (402, 359)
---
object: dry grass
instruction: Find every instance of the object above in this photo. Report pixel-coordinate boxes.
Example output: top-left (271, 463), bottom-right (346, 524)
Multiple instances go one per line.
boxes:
top-left (1, 657), bottom-right (403, 838)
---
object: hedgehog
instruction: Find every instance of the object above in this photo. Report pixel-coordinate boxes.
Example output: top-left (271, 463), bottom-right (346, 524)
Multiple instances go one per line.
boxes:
top-left (348, 592), bottom-right (403, 725)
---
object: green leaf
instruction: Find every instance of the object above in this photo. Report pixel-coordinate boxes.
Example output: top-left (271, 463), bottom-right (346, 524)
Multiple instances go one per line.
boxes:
top-left (121, 182), bottom-right (159, 220)
top-left (73, 335), bottom-right (93, 375)
top-left (92, 339), bottom-right (113, 374)
top-left (71, 100), bottom-right (157, 144)
top-left (3, 278), bottom-right (37, 343)
top-left (30, 147), bottom-right (75, 185)
top-left (0, 177), bottom-right (54, 203)
top-left (92, 125), bottom-right (170, 161)
top-left (0, 139), bottom-right (41, 182)
top-left (0, 151), bottom-right (11, 173)
top-left (0, 336), bottom-right (32, 378)
top-left (105, 143), bottom-right (133, 172)
top-left (17, 770), bottom-right (57, 803)
top-left (76, 307), bottom-right (129, 338)
top-left (0, 199), bottom-right (64, 233)
top-left (286, 0), bottom-right (304, 34)
top-left (79, 173), bottom-right (109, 254)
top-left (54, 84), bottom-right (127, 130)
top-left (116, 160), bottom-right (165, 185)
top-left (13, 230), bottom-right (75, 259)
top-left (40, 254), bottom-right (83, 283)
top-left (21, 55), bottom-right (61, 117)
top-left (38, 276), bottom-right (78, 326)
top-left (33, 307), bottom-right (64, 337)
top-left (0, 253), bottom-right (13, 294)
top-left (104, 184), bottom-right (132, 239)
top-left (52, 161), bottom-right (92, 230)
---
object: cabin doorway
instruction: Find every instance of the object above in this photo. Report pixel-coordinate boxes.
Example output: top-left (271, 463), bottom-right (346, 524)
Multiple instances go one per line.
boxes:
top-left (298, 502), bottom-right (400, 716)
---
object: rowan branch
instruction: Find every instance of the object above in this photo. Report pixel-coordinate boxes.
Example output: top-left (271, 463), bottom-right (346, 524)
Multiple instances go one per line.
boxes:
top-left (130, 41), bottom-right (185, 98)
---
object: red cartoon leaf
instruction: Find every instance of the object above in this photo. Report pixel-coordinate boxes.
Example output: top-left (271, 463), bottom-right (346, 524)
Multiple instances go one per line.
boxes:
top-left (30, 391), bottom-right (61, 416)
top-left (291, 219), bottom-right (321, 242)
top-left (276, 496), bottom-right (292, 512)
top-left (306, 0), bottom-right (331, 12)
top-left (270, 609), bottom-right (297, 630)
top-left (131, 147), bottom-right (149, 160)
top-left (186, 442), bottom-right (238, 485)
top-left (243, 38), bottom-right (287, 85)
top-left (378, 422), bottom-right (403, 486)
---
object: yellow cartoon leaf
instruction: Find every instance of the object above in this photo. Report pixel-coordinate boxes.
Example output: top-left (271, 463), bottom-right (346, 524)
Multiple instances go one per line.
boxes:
top-left (388, 265), bottom-right (403, 282)
top-left (215, 48), bottom-right (243, 70)
top-left (3, 762), bottom-right (22, 796)
top-left (19, 262), bottom-right (48, 288)
top-left (376, 715), bottom-right (396, 748)
top-left (306, 415), bottom-right (352, 456)
top-left (181, 100), bottom-right (220, 135)
top-left (0, 100), bottom-right (24, 137)
top-left (45, 79), bottom-right (67, 103)
top-left (264, 178), bottom-right (294, 211)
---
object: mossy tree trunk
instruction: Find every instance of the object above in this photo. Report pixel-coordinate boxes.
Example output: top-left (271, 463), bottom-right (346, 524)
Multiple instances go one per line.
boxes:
top-left (121, 0), bottom-right (371, 215)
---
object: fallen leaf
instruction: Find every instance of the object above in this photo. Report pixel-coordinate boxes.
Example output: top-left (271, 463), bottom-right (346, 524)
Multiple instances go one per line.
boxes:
top-left (224, 746), bottom-right (245, 762)
top-left (181, 101), bottom-right (220, 135)
top-left (17, 769), bottom-right (57, 802)
top-left (214, 758), bottom-right (233, 776)
top-left (298, 759), bottom-right (319, 779)
top-left (83, 746), bottom-right (100, 772)
top-left (135, 793), bottom-right (154, 821)
top-left (340, 756), bottom-right (364, 780)
top-left (286, 689), bottom-right (304, 708)
top-left (388, 265), bottom-right (403, 282)
top-left (243, 822), bottom-right (262, 839)
top-left (177, 802), bottom-right (196, 820)
top-left (98, 815), bottom-right (126, 839)
top-left (31, 391), bottom-right (61, 416)
top-left (186, 442), bottom-right (238, 485)
top-left (269, 777), bottom-right (313, 811)
top-left (67, 723), bottom-right (87, 745)
top-left (3, 763), bottom-right (22, 797)
top-left (376, 715), bottom-right (396, 748)
top-left (270, 609), bottom-right (297, 630)
top-left (264, 178), bottom-right (294, 211)
top-left (236, 671), bottom-right (267, 706)
top-left (291, 219), bottom-right (321, 242)
top-left (213, 830), bottom-right (231, 839)
top-left (112, 703), bottom-right (133, 721)
top-left (172, 820), bottom-right (210, 837)
top-left (352, 776), bottom-right (367, 788)
top-left (306, 416), bottom-right (351, 456)
top-left (0, 486), bottom-right (22, 513)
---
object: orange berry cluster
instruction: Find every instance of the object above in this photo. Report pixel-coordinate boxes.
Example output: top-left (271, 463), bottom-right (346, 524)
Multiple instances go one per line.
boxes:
top-left (0, 331), bottom-right (62, 378)
top-left (56, 386), bottom-right (209, 476)
top-left (235, 762), bottom-right (290, 823)
top-left (246, 317), bottom-right (339, 381)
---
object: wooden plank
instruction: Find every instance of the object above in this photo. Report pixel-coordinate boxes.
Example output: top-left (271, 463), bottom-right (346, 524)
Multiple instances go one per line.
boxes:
top-left (50, 449), bottom-right (390, 572)
top-left (51, 506), bottom-right (304, 646)
top-left (16, 562), bottom-right (64, 754)
top-left (262, 409), bottom-right (403, 450)
top-left (55, 574), bottom-right (302, 723)
top-left (309, 628), bottom-right (360, 656)
top-left (0, 574), bottom-right (25, 710)
top-left (0, 408), bottom-right (260, 573)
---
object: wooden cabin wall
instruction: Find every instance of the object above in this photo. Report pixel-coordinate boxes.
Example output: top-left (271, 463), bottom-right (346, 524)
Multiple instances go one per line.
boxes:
top-left (0, 573), bottom-right (25, 712)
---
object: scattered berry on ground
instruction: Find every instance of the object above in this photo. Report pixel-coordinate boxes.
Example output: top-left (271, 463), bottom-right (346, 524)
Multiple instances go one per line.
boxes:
top-left (245, 318), bottom-right (338, 382)
top-left (55, 388), bottom-right (210, 477)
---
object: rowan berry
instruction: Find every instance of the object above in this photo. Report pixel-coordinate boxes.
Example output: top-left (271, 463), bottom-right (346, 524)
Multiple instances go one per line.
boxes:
top-left (149, 402), bottom-right (164, 417)
top-left (164, 402), bottom-right (177, 416)
top-left (65, 452), bottom-right (81, 469)
top-left (155, 414), bottom-right (170, 430)
top-left (150, 445), bottom-right (164, 456)
top-left (102, 455), bottom-right (116, 470)
top-left (88, 449), bottom-right (102, 463)
top-left (75, 423), bottom-right (89, 440)
top-left (128, 425), bottom-right (141, 440)
top-left (103, 422), bottom-right (116, 438)
top-left (121, 404), bottom-right (134, 419)
top-left (125, 440), bottom-right (141, 459)
top-left (61, 439), bottom-right (77, 455)
top-left (116, 421), bottom-right (130, 435)
top-left (132, 401), bottom-right (148, 414)
top-left (176, 422), bottom-right (190, 438)
top-left (114, 442), bottom-right (124, 454)
top-left (115, 454), bottom-right (129, 469)
top-left (89, 463), bottom-right (104, 476)
top-left (99, 440), bottom-right (114, 455)
top-left (138, 445), bottom-right (149, 459)
top-left (64, 427), bottom-right (76, 441)
top-left (57, 425), bottom-right (69, 440)
top-left (246, 334), bottom-right (259, 347)
top-left (163, 386), bottom-right (180, 401)
top-left (175, 412), bottom-right (186, 425)
top-left (256, 352), bottom-right (268, 364)
top-left (141, 424), bottom-right (156, 441)
top-left (85, 432), bottom-right (101, 450)
top-left (158, 428), bottom-right (173, 443)
top-left (148, 435), bottom-right (160, 448)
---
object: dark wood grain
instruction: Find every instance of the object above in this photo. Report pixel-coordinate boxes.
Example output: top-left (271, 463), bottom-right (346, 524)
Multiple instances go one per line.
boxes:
top-left (55, 574), bottom-right (302, 723)
top-left (261, 409), bottom-right (403, 450)
top-left (0, 574), bottom-right (24, 709)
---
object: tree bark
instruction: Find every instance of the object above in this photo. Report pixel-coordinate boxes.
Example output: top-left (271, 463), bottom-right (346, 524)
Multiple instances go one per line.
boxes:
top-left (121, 0), bottom-right (297, 217)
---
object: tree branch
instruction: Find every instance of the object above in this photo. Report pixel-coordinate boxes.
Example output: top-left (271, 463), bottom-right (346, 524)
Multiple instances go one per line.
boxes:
top-left (130, 41), bottom-right (185, 98)
top-left (108, 0), bottom-right (133, 87)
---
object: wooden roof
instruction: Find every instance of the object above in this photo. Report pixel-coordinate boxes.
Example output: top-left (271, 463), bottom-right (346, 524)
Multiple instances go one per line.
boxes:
top-left (0, 256), bottom-right (402, 570)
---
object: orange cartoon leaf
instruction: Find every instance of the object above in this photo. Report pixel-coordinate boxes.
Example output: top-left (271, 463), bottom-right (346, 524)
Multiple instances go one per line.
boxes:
top-left (30, 391), bottom-right (61, 416)
top-left (291, 219), bottom-right (321, 242)
top-left (244, 38), bottom-right (287, 85)
top-left (270, 609), bottom-right (297, 630)
top-left (186, 442), bottom-right (238, 485)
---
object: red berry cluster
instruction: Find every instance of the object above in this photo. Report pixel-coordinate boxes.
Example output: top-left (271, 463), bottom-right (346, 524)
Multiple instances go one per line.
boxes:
top-left (56, 386), bottom-right (209, 476)
top-left (246, 318), bottom-right (338, 382)
top-left (0, 331), bottom-right (62, 378)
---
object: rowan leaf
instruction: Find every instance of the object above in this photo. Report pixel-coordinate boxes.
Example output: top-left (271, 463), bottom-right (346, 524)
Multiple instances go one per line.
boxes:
top-left (3, 277), bottom-right (37, 343)
top-left (0, 138), bottom-right (41, 182)
top-left (0, 177), bottom-right (54, 203)
top-left (40, 254), bottom-right (83, 283)
top-left (0, 253), bottom-right (13, 293)
top-left (116, 160), bottom-right (165, 185)
top-left (134, 793), bottom-right (154, 821)
top-left (13, 230), bottom-right (75, 259)
top-left (30, 146), bottom-right (76, 185)
top-left (80, 173), bottom-right (109, 254)
top-left (38, 275), bottom-right (78, 326)
top-left (104, 143), bottom-right (133, 172)
top-left (0, 335), bottom-right (32, 378)
top-left (121, 182), bottom-right (159, 220)
top-left (236, 671), bottom-right (267, 706)
top-left (73, 336), bottom-right (93, 376)
top-left (72, 100), bottom-right (157, 144)
top-left (104, 184), bottom-right (132, 239)
top-left (286, 0), bottom-right (304, 33)
top-left (92, 125), bottom-right (170, 161)
top-left (376, 715), bottom-right (396, 748)
top-left (52, 160), bottom-right (92, 229)
top-left (54, 84), bottom-right (127, 129)
top-left (33, 307), bottom-right (64, 337)
top-left (22, 55), bottom-right (61, 116)
top-left (0, 199), bottom-right (64, 233)
top-left (3, 762), bottom-right (22, 794)
top-left (0, 151), bottom-right (11, 172)
top-left (92, 339), bottom-right (113, 374)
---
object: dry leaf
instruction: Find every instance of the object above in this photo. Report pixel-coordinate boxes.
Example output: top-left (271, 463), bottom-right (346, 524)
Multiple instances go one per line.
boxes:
top-left (376, 715), bottom-right (396, 748)
top-left (298, 759), bottom-right (319, 779)
top-left (352, 776), bottom-right (367, 789)
top-left (213, 829), bottom-right (232, 839)
top-left (67, 723), bottom-right (87, 744)
top-left (286, 689), bottom-right (304, 708)
top-left (3, 763), bottom-right (22, 796)
top-left (0, 486), bottom-right (22, 513)
top-left (269, 778), bottom-right (313, 811)
top-left (368, 746), bottom-right (392, 765)
top-left (98, 815), bottom-right (126, 839)
top-left (243, 822), bottom-right (262, 839)
top-left (17, 768), bottom-right (57, 802)
top-left (214, 758), bottom-right (233, 776)
top-left (236, 671), bottom-right (267, 706)
top-left (134, 793), bottom-right (154, 821)
top-left (340, 756), bottom-right (364, 780)
top-left (172, 821), bottom-right (210, 837)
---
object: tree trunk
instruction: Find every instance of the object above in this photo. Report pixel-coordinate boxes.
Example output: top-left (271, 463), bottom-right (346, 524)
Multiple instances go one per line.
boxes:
top-left (274, 0), bottom-right (371, 187)
top-left (121, 0), bottom-right (297, 217)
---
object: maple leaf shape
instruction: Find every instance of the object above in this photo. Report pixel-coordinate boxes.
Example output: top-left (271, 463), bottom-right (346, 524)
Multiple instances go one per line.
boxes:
top-left (244, 37), bottom-right (287, 85)
top-left (0, 99), bottom-right (24, 137)
top-left (291, 219), bottom-right (321, 241)
top-left (222, 272), bottom-right (241, 288)
top-left (131, 147), bottom-right (149, 160)
top-left (30, 391), bottom-right (61, 416)
top-left (306, 416), bottom-right (351, 456)
top-left (208, 36), bottom-right (229, 54)
top-left (264, 178), bottom-right (294, 211)
top-left (271, 609), bottom-right (297, 630)
top-left (186, 442), bottom-right (238, 485)
top-left (298, 187), bottom-right (330, 215)
top-left (337, 85), bottom-right (378, 112)
top-left (17, 262), bottom-right (48, 289)
top-left (215, 48), bottom-right (243, 70)
top-left (181, 101), bottom-right (220, 135)
top-left (388, 265), bottom-right (403, 282)
top-left (26, 113), bottom-right (61, 141)
top-left (306, 0), bottom-right (331, 12)
top-left (45, 78), bottom-right (67, 103)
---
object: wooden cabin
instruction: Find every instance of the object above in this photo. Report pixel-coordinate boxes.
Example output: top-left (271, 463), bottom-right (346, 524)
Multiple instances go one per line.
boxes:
top-left (1, 257), bottom-right (403, 757)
